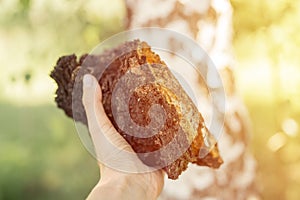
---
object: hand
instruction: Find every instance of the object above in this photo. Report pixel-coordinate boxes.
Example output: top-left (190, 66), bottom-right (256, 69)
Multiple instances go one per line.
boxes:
top-left (82, 74), bottom-right (164, 200)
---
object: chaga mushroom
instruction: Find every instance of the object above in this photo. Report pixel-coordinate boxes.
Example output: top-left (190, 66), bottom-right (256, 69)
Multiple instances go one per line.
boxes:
top-left (50, 40), bottom-right (223, 179)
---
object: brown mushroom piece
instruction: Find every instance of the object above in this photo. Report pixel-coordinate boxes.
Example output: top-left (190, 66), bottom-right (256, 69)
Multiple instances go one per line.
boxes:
top-left (50, 40), bottom-right (223, 179)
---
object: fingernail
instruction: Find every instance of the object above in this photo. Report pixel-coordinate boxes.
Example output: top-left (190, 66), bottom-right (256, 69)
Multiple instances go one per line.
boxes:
top-left (83, 74), bottom-right (93, 88)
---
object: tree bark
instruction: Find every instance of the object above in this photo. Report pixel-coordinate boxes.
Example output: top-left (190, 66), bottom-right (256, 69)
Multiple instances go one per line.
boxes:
top-left (125, 0), bottom-right (260, 199)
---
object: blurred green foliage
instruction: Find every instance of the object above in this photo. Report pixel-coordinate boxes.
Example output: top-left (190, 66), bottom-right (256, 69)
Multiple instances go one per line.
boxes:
top-left (0, 0), bottom-right (124, 199)
top-left (0, 104), bottom-right (99, 199)
top-left (0, 0), bottom-right (125, 104)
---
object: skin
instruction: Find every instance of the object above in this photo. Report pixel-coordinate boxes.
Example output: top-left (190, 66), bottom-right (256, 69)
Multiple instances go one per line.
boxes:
top-left (82, 74), bottom-right (164, 200)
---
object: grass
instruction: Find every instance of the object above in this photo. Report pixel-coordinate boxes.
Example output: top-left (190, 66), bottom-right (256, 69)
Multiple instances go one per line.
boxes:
top-left (0, 102), bottom-right (99, 200)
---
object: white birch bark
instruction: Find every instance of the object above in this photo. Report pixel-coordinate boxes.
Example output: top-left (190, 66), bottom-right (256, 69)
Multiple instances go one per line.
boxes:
top-left (124, 0), bottom-right (260, 199)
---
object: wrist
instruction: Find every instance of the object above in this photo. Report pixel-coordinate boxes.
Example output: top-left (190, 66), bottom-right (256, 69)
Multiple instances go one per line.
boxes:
top-left (98, 169), bottom-right (160, 200)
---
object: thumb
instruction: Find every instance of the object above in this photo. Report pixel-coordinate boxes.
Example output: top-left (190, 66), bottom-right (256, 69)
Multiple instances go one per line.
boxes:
top-left (81, 74), bottom-right (160, 173)
top-left (81, 74), bottom-right (133, 160)
top-left (82, 74), bottom-right (113, 133)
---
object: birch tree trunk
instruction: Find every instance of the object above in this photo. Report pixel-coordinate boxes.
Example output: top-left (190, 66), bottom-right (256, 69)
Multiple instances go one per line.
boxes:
top-left (124, 0), bottom-right (260, 199)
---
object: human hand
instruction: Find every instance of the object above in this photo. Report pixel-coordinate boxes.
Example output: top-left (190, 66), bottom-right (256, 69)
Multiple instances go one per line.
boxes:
top-left (82, 74), bottom-right (164, 200)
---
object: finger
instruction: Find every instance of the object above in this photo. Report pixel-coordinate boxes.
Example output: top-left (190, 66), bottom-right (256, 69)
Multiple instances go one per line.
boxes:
top-left (82, 74), bottom-right (132, 159)
top-left (82, 74), bottom-right (127, 147)
top-left (82, 74), bottom-right (113, 133)
top-left (82, 74), bottom-right (155, 173)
